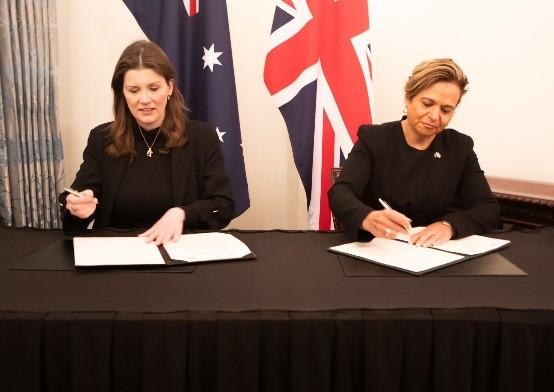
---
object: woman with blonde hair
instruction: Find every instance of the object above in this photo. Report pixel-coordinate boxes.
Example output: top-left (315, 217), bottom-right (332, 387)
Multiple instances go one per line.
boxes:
top-left (329, 58), bottom-right (499, 245)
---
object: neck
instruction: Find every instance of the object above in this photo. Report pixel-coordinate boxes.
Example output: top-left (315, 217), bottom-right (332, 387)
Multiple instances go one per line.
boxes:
top-left (401, 119), bottom-right (434, 150)
top-left (138, 122), bottom-right (162, 132)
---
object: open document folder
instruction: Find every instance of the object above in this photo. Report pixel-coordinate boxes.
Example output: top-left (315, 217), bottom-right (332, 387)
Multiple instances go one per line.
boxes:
top-left (328, 235), bottom-right (510, 275)
top-left (73, 232), bottom-right (254, 267)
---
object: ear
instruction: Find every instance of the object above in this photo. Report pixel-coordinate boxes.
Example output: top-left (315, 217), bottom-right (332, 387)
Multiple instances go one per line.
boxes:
top-left (168, 79), bottom-right (175, 96)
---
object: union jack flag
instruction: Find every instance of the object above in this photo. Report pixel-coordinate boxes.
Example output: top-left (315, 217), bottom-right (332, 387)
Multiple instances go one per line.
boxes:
top-left (123, 0), bottom-right (250, 217)
top-left (264, 0), bottom-right (374, 230)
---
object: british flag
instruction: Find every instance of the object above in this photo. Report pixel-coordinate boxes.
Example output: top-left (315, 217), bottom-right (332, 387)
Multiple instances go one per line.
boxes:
top-left (264, 0), bottom-right (374, 230)
top-left (123, 0), bottom-right (250, 217)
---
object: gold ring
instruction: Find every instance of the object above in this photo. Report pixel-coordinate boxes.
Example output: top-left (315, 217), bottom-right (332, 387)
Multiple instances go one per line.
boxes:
top-left (385, 228), bottom-right (391, 236)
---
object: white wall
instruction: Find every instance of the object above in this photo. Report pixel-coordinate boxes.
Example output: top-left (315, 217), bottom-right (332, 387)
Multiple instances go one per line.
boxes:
top-left (58, 0), bottom-right (554, 230)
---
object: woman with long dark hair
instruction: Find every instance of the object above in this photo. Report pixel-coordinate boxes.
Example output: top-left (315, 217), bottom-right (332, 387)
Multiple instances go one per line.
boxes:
top-left (60, 40), bottom-right (234, 244)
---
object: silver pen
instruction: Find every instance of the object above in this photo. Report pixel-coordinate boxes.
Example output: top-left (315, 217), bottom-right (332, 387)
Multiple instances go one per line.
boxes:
top-left (378, 197), bottom-right (392, 210)
top-left (64, 187), bottom-right (99, 204)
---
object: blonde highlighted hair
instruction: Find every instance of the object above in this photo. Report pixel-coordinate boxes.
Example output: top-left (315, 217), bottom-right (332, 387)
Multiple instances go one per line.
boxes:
top-left (404, 58), bottom-right (468, 103)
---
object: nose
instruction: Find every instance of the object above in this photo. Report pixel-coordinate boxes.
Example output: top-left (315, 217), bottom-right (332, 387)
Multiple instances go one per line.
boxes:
top-left (138, 90), bottom-right (152, 104)
top-left (428, 106), bottom-right (440, 121)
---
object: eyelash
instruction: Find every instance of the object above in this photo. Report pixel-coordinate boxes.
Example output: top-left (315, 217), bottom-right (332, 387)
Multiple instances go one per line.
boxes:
top-left (128, 88), bottom-right (160, 94)
top-left (423, 102), bottom-right (452, 114)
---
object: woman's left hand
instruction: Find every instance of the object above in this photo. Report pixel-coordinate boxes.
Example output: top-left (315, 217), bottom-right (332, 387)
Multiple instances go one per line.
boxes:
top-left (139, 207), bottom-right (186, 245)
top-left (410, 221), bottom-right (453, 247)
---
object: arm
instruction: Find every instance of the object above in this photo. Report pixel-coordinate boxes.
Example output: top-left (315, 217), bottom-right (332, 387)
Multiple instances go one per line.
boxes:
top-left (328, 130), bottom-right (374, 239)
top-left (442, 139), bottom-right (500, 237)
top-left (140, 123), bottom-right (236, 245)
top-left (58, 126), bottom-right (106, 233)
top-left (328, 125), bottom-right (415, 241)
top-left (181, 128), bottom-right (235, 229)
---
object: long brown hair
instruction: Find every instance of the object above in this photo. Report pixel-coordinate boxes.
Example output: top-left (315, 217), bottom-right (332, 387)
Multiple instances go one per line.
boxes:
top-left (107, 40), bottom-right (188, 159)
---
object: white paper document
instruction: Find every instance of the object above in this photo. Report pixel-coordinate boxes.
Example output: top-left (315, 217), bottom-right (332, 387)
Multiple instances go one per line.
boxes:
top-left (395, 228), bottom-right (511, 256)
top-left (74, 237), bottom-right (164, 266)
top-left (330, 238), bottom-right (465, 274)
top-left (164, 232), bottom-right (252, 262)
top-left (395, 226), bottom-right (425, 242)
top-left (431, 235), bottom-right (510, 255)
top-left (329, 233), bottom-right (511, 275)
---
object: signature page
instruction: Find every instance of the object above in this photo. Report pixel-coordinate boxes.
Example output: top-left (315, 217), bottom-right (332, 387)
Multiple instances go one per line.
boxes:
top-left (164, 232), bottom-right (252, 262)
top-left (330, 238), bottom-right (464, 274)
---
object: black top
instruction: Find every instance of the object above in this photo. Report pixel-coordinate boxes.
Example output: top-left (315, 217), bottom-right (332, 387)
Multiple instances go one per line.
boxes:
top-left (328, 120), bottom-right (500, 241)
top-left (60, 119), bottom-right (235, 232)
top-left (110, 127), bottom-right (173, 228)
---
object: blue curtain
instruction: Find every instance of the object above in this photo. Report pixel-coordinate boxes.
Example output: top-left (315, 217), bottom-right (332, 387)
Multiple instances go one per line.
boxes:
top-left (0, 0), bottom-right (64, 228)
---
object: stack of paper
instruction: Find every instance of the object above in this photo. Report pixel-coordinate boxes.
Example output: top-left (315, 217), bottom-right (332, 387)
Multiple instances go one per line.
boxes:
top-left (73, 232), bottom-right (253, 267)
top-left (329, 235), bottom-right (510, 275)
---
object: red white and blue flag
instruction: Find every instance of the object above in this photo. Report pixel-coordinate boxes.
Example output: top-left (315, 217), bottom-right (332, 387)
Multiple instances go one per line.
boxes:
top-left (123, 0), bottom-right (250, 217)
top-left (264, 0), bottom-right (374, 229)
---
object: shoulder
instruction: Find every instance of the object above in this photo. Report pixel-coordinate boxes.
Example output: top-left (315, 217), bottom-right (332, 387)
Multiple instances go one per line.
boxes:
top-left (440, 127), bottom-right (475, 151)
top-left (85, 122), bottom-right (112, 148)
top-left (186, 120), bottom-right (219, 146)
top-left (88, 121), bottom-right (112, 140)
top-left (357, 120), bottom-right (402, 144)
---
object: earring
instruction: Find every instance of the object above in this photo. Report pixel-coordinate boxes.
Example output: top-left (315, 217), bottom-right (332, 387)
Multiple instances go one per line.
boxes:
top-left (402, 107), bottom-right (407, 114)
top-left (167, 95), bottom-right (171, 101)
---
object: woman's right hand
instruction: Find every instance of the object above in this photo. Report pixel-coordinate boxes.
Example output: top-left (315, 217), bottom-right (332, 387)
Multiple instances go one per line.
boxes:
top-left (66, 189), bottom-right (97, 219)
top-left (361, 209), bottom-right (412, 239)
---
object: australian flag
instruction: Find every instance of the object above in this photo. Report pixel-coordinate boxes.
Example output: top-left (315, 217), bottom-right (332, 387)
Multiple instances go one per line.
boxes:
top-left (264, 0), bottom-right (374, 229)
top-left (123, 0), bottom-right (250, 217)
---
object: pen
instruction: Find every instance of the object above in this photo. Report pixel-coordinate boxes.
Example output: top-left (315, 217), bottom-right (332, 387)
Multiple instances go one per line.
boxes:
top-left (378, 197), bottom-right (392, 210)
top-left (379, 197), bottom-right (412, 230)
top-left (64, 187), bottom-right (99, 204)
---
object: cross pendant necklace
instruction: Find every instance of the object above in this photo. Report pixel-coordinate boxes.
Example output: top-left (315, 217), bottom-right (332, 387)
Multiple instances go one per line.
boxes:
top-left (138, 125), bottom-right (161, 158)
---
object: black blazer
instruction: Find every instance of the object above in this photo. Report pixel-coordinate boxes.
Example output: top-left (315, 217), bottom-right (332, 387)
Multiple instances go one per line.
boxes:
top-left (60, 120), bottom-right (235, 232)
top-left (328, 120), bottom-right (500, 241)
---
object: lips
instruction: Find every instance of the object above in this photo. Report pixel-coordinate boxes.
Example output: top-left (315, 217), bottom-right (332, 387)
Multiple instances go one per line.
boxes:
top-left (421, 122), bottom-right (437, 130)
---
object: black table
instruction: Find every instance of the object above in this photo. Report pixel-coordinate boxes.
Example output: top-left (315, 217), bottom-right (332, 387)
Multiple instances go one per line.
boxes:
top-left (1, 226), bottom-right (553, 392)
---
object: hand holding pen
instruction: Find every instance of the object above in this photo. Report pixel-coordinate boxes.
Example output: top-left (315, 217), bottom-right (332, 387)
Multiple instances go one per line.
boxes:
top-left (64, 187), bottom-right (98, 219)
top-left (360, 197), bottom-right (412, 239)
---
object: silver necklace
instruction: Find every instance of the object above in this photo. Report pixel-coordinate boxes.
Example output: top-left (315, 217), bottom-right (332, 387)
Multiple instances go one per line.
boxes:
top-left (138, 125), bottom-right (161, 158)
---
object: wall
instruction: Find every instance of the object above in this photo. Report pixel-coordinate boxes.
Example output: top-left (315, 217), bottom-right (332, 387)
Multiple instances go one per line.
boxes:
top-left (57, 0), bottom-right (554, 230)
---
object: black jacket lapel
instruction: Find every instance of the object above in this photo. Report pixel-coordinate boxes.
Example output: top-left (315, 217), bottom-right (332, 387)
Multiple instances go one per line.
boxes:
top-left (99, 157), bottom-right (127, 227)
top-left (171, 144), bottom-right (192, 206)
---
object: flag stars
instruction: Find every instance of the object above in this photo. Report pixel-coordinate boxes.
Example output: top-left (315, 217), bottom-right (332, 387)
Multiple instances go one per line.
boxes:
top-left (202, 43), bottom-right (223, 72)
top-left (215, 127), bottom-right (226, 142)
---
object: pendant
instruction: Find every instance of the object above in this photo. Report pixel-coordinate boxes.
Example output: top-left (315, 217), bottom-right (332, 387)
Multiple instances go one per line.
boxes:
top-left (146, 148), bottom-right (153, 158)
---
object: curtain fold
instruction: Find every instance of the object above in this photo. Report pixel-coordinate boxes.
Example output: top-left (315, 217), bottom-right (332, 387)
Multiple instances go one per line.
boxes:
top-left (0, 0), bottom-right (64, 228)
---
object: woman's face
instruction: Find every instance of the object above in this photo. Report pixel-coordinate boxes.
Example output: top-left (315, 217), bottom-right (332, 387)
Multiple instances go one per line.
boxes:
top-left (123, 68), bottom-right (174, 130)
top-left (404, 81), bottom-right (461, 139)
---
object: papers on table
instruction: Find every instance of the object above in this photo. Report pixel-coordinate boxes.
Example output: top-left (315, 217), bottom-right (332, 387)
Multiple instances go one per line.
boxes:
top-left (395, 226), bottom-right (425, 242)
top-left (74, 237), bottom-right (164, 266)
top-left (164, 232), bottom-right (253, 262)
top-left (394, 227), bottom-right (510, 256)
top-left (73, 232), bottom-right (253, 267)
top-left (328, 235), bottom-right (511, 275)
top-left (431, 235), bottom-right (510, 255)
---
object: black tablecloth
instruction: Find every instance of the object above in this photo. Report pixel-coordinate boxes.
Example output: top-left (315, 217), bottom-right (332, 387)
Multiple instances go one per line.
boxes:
top-left (1, 226), bottom-right (554, 392)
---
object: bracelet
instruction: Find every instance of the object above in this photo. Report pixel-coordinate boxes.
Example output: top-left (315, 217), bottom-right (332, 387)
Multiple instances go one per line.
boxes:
top-left (441, 220), bottom-right (457, 238)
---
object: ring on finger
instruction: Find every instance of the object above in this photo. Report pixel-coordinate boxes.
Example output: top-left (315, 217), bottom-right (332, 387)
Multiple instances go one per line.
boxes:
top-left (385, 228), bottom-right (391, 236)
